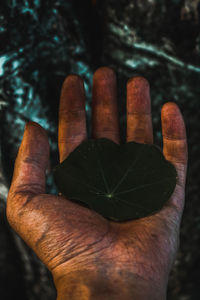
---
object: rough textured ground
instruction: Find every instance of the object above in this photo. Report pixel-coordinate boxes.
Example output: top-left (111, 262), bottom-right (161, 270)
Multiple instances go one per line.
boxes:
top-left (0, 0), bottom-right (200, 299)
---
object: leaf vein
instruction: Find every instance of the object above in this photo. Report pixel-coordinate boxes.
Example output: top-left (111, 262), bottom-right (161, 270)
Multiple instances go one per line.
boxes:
top-left (115, 177), bottom-right (175, 196)
top-left (114, 195), bottom-right (152, 213)
top-left (110, 144), bottom-right (147, 194)
top-left (95, 142), bottom-right (110, 193)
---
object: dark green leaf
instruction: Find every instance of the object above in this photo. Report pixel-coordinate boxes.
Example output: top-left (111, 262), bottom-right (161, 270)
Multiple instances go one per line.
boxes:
top-left (53, 138), bottom-right (177, 221)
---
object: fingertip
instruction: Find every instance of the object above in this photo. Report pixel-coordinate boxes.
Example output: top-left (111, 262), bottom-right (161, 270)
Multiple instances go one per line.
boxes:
top-left (24, 121), bottom-right (49, 141)
top-left (127, 76), bottom-right (150, 90)
top-left (93, 66), bottom-right (116, 84)
top-left (126, 76), bottom-right (151, 114)
top-left (63, 74), bottom-right (83, 84)
top-left (22, 121), bottom-right (50, 160)
top-left (62, 74), bottom-right (84, 93)
top-left (59, 74), bottom-right (86, 115)
top-left (25, 121), bottom-right (45, 131)
top-left (161, 102), bottom-right (188, 167)
top-left (161, 102), bottom-right (186, 140)
top-left (161, 102), bottom-right (181, 116)
top-left (92, 66), bottom-right (117, 106)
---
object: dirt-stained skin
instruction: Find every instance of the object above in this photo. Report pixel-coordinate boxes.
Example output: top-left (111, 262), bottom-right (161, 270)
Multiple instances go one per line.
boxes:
top-left (6, 67), bottom-right (188, 300)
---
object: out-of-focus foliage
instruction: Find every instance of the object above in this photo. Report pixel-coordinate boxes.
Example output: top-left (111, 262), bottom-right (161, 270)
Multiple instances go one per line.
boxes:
top-left (0, 0), bottom-right (200, 299)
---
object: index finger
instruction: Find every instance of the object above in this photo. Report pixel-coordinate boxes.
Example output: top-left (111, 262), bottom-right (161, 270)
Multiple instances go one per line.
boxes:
top-left (58, 75), bottom-right (87, 162)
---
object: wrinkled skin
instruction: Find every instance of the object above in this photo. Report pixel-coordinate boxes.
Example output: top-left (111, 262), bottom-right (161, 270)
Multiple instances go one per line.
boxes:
top-left (6, 67), bottom-right (188, 298)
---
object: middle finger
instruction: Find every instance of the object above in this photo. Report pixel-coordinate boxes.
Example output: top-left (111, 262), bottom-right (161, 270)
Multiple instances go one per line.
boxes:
top-left (91, 67), bottom-right (120, 145)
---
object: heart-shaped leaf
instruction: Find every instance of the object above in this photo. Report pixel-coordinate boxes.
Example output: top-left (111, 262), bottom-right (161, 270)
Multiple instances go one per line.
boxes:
top-left (53, 138), bottom-right (177, 221)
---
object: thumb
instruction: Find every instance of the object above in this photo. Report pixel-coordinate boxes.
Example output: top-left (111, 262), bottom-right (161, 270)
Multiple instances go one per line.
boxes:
top-left (7, 121), bottom-right (49, 211)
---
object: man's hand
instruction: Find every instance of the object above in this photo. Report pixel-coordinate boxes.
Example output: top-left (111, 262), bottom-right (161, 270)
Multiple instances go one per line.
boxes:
top-left (6, 67), bottom-right (188, 300)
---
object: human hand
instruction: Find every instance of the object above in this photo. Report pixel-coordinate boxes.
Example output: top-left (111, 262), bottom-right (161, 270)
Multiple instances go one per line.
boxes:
top-left (6, 67), bottom-right (188, 300)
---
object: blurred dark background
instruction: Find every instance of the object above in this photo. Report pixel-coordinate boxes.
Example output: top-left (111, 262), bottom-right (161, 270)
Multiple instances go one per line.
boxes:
top-left (0, 0), bottom-right (200, 299)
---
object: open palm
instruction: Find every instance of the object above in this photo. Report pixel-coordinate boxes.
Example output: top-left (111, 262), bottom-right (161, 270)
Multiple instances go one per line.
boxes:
top-left (7, 67), bottom-right (188, 297)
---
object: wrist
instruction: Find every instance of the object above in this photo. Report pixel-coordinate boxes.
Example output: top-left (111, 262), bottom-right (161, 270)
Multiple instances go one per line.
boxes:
top-left (53, 268), bottom-right (167, 300)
